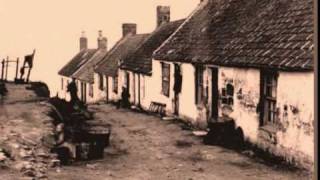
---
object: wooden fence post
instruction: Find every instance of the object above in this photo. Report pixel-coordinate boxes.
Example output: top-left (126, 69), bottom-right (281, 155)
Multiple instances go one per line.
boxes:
top-left (1, 59), bottom-right (4, 81)
top-left (15, 58), bottom-right (19, 80)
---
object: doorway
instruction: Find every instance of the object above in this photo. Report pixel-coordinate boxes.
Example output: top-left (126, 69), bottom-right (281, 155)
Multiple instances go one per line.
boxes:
top-left (211, 67), bottom-right (219, 121)
top-left (173, 64), bottom-right (182, 115)
top-left (125, 72), bottom-right (130, 93)
top-left (81, 82), bottom-right (87, 103)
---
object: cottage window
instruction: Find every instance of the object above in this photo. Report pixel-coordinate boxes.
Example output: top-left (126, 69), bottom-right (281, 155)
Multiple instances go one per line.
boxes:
top-left (195, 65), bottom-right (204, 105)
top-left (113, 76), bottom-right (118, 93)
top-left (221, 83), bottom-right (234, 105)
top-left (260, 70), bottom-right (278, 126)
top-left (89, 84), bottom-right (94, 98)
top-left (161, 62), bottom-right (170, 97)
top-left (99, 74), bottom-right (104, 90)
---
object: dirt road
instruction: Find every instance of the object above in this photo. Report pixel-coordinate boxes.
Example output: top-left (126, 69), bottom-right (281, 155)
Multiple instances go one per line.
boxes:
top-left (47, 104), bottom-right (311, 180)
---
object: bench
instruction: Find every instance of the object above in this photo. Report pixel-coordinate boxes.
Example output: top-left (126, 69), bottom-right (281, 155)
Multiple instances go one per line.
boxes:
top-left (148, 101), bottom-right (166, 117)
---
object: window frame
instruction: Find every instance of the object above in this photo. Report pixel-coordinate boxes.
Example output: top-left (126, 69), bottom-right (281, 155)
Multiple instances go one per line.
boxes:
top-left (113, 76), bottom-right (118, 94)
top-left (195, 65), bottom-right (204, 105)
top-left (161, 62), bottom-right (170, 97)
top-left (221, 83), bottom-right (234, 106)
top-left (260, 70), bottom-right (278, 126)
top-left (98, 74), bottom-right (104, 90)
top-left (89, 83), bottom-right (94, 98)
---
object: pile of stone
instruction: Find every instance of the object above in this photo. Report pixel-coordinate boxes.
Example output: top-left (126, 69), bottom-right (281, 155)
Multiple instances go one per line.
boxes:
top-left (0, 128), bottom-right (61, 179)
top-left (0, 100), bottom-right (62, 179)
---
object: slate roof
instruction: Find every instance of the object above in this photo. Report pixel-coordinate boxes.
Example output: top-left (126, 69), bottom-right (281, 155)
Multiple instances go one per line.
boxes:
top-left (94, 34), bottom-right (150, 77)
top-left (58, 49), bottom-right (97, 77)
top-left (153, 0), bottom-right (315, 71)
top-left (72, 49), bottom-right (108, 83)
top-left (121, 19), bottom-right (186, 74)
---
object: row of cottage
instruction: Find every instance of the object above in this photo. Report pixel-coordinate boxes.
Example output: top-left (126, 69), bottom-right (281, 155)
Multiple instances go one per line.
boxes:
top-left (58, 0), bottom-right (314, 168)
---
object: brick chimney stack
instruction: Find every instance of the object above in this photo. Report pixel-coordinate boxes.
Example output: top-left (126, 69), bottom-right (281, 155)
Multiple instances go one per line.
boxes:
top-left (122, 23), bottom-right (137, 37)
top-left (157, 6), bottom-right (170, 27)
top-left (79, 31), bottom-right (87, 51)
top-left (97, 30), bottom-right (107, 50)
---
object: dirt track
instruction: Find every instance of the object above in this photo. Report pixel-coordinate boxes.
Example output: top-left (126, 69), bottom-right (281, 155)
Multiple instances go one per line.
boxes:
top-left (45, 104), bottom-right (311, 180)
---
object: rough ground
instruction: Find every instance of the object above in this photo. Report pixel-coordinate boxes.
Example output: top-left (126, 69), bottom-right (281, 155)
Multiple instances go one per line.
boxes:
top-left (0, 83), bottom-right (57, 180)
top-left (46, 104), bottom-right (311, 180)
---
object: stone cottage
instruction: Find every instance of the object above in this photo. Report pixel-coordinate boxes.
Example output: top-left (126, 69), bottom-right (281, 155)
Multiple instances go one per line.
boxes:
top-left (93, 24), bottom-right (149, 103)
top-left (152, 0), bottom-right (314, 168)
top-left (58, 31), bottom-right (97, 101)
top-left (58, 31), bottom-right (108, 103)
top-left (119, 6), bottom-right (185, 110)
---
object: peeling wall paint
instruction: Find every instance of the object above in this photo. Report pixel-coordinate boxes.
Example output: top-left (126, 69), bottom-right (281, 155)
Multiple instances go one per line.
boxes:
top-left (218, 67), bottom-right (261, 143)
top-left (217, 67), bottom-right (314, 167)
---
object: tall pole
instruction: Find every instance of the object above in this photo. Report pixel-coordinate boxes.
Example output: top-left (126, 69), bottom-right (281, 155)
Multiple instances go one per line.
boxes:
top-left (5, 56), bottom-right (9, 81)
top-left (15, 58), bottom-right (19, 80)
top-left (1, 59), bottom-right (4, 81)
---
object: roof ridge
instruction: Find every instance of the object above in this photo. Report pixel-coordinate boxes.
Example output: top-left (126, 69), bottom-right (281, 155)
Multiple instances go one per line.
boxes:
top-left (123, 18), bottom-right (186, 66)
top-left (153, 0), bottom-right (209, 57)
top-left (72, 48), bottom-right (107, 79)
top-left (94, 37), bottom-right (128, 71)
top-left (58, 49), bottom-right (98, 76)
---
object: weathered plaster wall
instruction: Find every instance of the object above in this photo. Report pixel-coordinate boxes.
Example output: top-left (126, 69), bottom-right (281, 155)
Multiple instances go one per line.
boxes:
top-left (217, 67), bottom-right (314, 167)
top-left (145, 60), bottom-right (209, 128)
top-left (118, 69), bottom-right (126, 99)
top-left (106, 76), bottom-right (120, 102)
top-left (274, 72), bottom-right (314, 162)
top-left (144, 60), bottom-right (174, 113)
top-left (217, 67), bottom-right (261, 143)
top-left (93, 73), bottom-right (107, 102)
top-left (58, 76), bottom-right (71, 101)
top-left (85, 82), bottom-right (95, 104)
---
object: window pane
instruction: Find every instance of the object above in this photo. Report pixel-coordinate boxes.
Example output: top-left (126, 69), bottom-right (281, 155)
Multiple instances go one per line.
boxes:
top-left (226, 83), bottom-right (234, 96)
top-left (195, 66), bottom-right (204, 104)
top-left (222, 88), bottom-right (226, 96)
top-left (113, 76), bottom-right (118, 93)
top-left (161, 63), bottom-right (170, 96)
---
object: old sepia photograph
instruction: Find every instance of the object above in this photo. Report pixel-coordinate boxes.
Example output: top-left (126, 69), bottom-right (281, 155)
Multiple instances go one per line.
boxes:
top-left (0, 0), bottom-right (317, 179)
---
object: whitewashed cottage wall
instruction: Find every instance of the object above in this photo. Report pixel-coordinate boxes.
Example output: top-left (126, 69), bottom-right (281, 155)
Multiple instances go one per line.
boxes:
top-left (217, 67), bottom-right (314, 166)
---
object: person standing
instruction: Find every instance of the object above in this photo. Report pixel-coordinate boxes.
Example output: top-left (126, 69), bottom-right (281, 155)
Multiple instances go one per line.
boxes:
top-left (67, 78), bottom-right (79, 105)
top-left (121, 86), bottom-right (130, 108)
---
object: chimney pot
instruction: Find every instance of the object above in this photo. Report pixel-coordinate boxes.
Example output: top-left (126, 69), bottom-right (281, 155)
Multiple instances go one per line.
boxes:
top-left (157, 6), bottom-right (170, 27)
top-left (97, 30), bottom-right (107, 50)
top-left (122, 23), bottom-right (137, 37)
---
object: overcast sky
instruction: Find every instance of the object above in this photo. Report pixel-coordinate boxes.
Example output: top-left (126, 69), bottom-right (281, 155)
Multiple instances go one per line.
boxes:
top-left (0, 0), bottom-right (199, 95)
